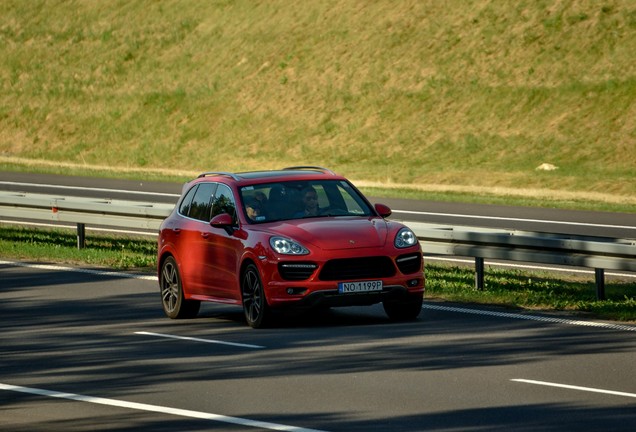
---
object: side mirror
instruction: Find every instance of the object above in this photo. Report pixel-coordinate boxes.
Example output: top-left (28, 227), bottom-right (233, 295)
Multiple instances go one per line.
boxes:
top-left (374, 203), bottom-right (392, 218)
top-left (210, 213), bottom-right (235, 234)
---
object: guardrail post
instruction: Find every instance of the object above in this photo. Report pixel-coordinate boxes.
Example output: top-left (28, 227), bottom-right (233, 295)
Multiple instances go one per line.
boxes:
top-left (595, 268), bottom-right (605, 300)
top-left (77, 223), bottom-right (86, 249)
top-left (475, 257), bottom-right (485, 290)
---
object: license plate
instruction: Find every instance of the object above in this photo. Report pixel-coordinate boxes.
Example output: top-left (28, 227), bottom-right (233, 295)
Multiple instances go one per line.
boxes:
top-left (338, 280), bottom-right (383, 293)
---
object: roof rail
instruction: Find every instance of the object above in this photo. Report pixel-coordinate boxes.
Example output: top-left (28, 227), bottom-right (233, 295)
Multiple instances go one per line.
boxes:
top-left (282, 166), bottom-right (336, 175)
top-left (197, 171), bottom-right (241, 181)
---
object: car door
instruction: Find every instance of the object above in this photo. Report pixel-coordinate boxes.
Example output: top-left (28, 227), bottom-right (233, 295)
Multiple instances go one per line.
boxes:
top-left (199, 183), bottom-right (243, 301)
top-left (176, 182), bottom-right (217, 296)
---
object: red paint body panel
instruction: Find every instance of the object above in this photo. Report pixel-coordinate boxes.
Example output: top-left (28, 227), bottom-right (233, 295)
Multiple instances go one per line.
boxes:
top-left (158, 169), bottom-right (424, 313)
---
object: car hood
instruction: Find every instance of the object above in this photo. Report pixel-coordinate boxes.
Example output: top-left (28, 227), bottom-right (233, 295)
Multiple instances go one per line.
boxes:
top-left (262, 217), bottom-right (390, 251)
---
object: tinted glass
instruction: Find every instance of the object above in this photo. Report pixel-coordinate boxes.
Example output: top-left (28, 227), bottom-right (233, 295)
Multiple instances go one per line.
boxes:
top-left (178, 184), bottom-right (198, 217)
top-left (211, 183), bottom-right (237, 224)
top-left (240, 180), bottom-right (373, 223)
top-left (188, 183), bottom-right (217, 221)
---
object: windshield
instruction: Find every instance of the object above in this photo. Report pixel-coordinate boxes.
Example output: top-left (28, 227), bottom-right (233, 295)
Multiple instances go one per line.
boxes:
top-left (240, 180), bottom-right (374, 223)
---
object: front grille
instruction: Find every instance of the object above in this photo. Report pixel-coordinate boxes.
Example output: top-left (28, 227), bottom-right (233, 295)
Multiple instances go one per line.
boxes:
top-left (396, 252), bottom-right (422, 274)
top-left (319, 256), bottom-right (396, 281)
top-left (279, 262), bottom-right (318, 281)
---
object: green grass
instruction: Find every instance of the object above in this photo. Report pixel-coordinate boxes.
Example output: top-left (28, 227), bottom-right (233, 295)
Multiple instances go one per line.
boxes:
top-left (1, 226), bottom-right (634, 322)
top-left (426, 264), bottom-right (636, 322)
top-left (0, 226), bottom-right (156, 270)
top-left (1, 1), bottom-right (635, 209)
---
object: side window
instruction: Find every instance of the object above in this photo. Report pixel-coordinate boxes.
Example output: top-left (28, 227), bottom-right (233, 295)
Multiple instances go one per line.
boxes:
top-left (211, 184), bottom-right (237, 224)
top-left (178, 185), bottom-right (198, 217)
top-left (189, 183), bottom-right (217, 221)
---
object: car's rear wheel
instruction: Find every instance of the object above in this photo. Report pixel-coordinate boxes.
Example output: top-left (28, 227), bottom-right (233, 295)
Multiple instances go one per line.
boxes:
top-left (160, 256), bottom-right (200, 319)
top-left (241, 263), bottom-right (271, 328)
top-left (383, 294), bottom-right (423, 321)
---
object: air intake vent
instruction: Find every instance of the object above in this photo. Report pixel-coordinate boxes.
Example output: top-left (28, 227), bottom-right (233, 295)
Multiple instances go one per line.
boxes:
top-left (396, 253), bottom-right (422, 274)
top-left (319, 257), bottom-right (395, 281)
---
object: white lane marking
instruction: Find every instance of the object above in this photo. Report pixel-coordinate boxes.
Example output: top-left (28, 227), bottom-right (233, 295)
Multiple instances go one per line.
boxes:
top-left (394, 209), bottom-right (636, 231)
top-left (0, 260), bottom-right (157, 281)
top-left (511, 379), bottom-right (636, 399)
top-left (0, 383), bottom-right (325, 431)
top-left (4, 179), bottom-right (634, 231)
top-left (3, 260), bottom-right (634, 332)
top-left (423, 256), bottom-right (636, 279)
top-left (422, 304), bottom-right (636, 332)
top-left (135, 331), bottom-right (265, 349)
top-left (0, 181), bottom-right (180, 198)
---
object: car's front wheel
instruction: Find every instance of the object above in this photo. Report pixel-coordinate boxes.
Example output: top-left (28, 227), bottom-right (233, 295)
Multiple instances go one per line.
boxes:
top-left (160, 256), bottom-right (200, 319)
top-left (383, 293), bottom-right (423, 321)
top-left (241, 263), bottom-right (271, 329)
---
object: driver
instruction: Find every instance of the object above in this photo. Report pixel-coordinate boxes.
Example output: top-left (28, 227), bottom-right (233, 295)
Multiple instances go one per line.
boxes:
top-left (296, 186), bottom-right (319, 217)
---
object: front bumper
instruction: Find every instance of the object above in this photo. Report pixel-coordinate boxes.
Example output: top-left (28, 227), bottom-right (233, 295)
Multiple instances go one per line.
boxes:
top-left (259, 247), bottom-right (424, 308)
top-left (279, 284), bottom-right (423, 309)
top-left (265, 276), bottom-right (424, 308)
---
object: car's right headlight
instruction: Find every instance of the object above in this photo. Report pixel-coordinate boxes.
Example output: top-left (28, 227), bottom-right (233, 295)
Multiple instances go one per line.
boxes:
top-left (270, 236), bottom-right (310, 255)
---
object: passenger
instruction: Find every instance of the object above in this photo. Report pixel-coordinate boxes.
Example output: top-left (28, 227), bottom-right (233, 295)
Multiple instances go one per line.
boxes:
top-left (254, 191), bottom-right (268, 208)
top-left (266, 184), bottom-right (293, 220)
top-left (245, 198), bottom-right (264, 222)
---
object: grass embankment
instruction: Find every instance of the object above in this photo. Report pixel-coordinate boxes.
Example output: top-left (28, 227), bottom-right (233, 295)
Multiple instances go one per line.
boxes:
top-left (1, 1), bottom-right (635, 209)
top-left (2, 226), bottom-right (634, 322)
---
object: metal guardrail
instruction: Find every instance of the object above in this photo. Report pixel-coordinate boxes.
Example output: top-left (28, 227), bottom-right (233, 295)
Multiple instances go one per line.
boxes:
top-left (0, 191), bottom-right (173, 247)
top-left (398, 221), bottom-right (636, 300)
top-left (1, 191), bottom-right (634, 300)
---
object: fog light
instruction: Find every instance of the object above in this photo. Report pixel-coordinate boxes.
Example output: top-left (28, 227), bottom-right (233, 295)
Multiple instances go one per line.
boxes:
top-left (286, 287), bottom-right (307, 295)
top-left (408, 278), bottom-right (420, 287)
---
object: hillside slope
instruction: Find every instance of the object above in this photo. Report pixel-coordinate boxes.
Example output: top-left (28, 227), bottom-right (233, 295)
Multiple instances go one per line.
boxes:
top-left (1, 0), bottom-right (635, 200)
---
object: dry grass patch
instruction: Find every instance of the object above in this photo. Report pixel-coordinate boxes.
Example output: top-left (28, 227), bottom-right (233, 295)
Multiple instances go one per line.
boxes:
top-left (0, 0), bottom-right (635, 203)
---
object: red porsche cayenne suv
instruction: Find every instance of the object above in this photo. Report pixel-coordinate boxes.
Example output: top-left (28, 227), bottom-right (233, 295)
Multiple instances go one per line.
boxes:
top-left (157, 167), bottom-right (424, 328)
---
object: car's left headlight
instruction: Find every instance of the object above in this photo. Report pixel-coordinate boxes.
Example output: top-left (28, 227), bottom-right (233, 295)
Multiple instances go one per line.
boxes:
top-left (270, 236), bottom-right (310, 255)
top-left (395, 227), bottom-right (417, 248)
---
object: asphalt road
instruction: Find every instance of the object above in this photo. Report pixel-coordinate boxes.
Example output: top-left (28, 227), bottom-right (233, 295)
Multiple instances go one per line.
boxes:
top-left (1, 261), bottom-right (635, 431)
top-left (1, 171), bottom-right (635, 239)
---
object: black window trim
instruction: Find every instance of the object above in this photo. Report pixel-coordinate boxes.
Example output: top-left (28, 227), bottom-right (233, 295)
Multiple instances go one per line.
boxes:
top-left (210, 182), bottom-right (239, 227)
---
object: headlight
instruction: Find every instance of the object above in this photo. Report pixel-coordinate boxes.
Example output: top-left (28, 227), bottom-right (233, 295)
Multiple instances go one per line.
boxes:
top-left (395, 227), bottom-right (417, 248)
top-left (270, 236), bottom-right (309, 255)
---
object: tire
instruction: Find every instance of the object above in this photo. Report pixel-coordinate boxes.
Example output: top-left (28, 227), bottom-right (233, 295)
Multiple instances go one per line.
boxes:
top-left (383, 293), bottom-right (423, 322)
top-left (241, 263), bottom-right (271, 329)
top-left (160, 256), bottom-right (200, 319)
